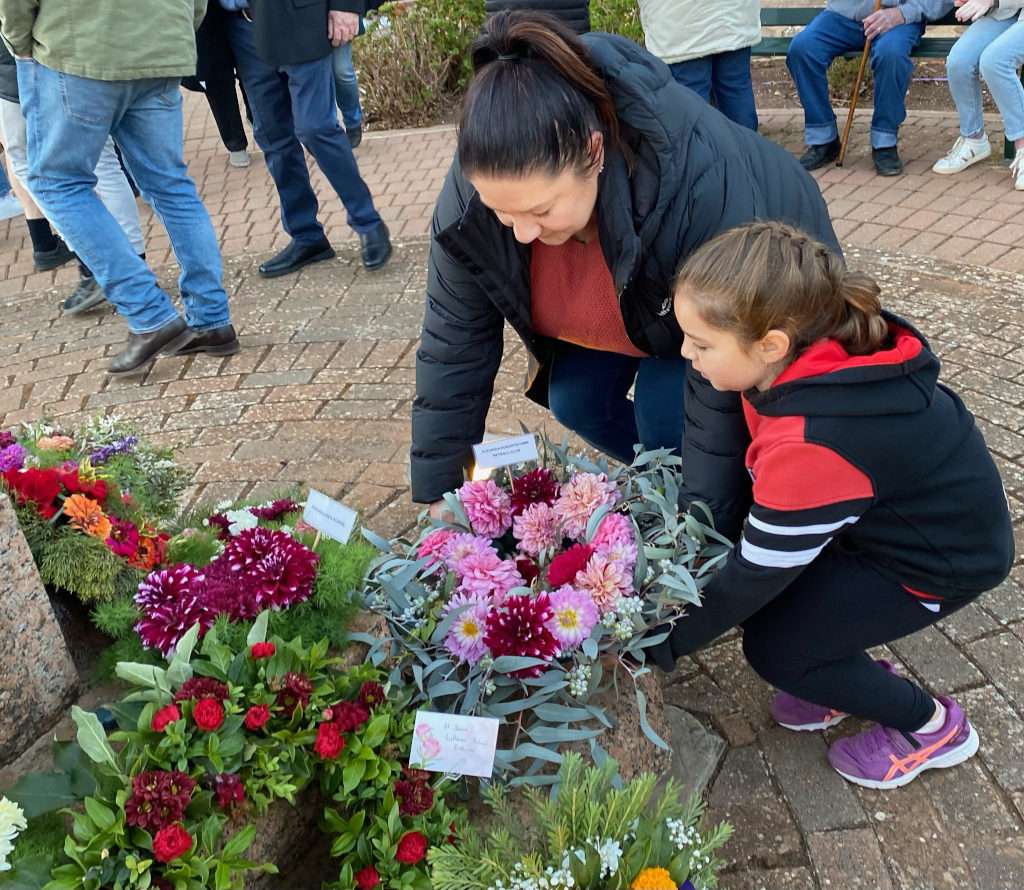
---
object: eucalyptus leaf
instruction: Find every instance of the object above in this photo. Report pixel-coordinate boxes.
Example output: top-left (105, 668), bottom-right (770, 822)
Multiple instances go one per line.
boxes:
top-left (70, 707), bottom-right (119, 771)
top-left (246, 611), bottom-right (270, 647)
top-left (635, 688), bottom-right (670, 751)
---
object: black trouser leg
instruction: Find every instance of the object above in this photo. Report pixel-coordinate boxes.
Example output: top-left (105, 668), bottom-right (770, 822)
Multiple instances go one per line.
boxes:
top-left (204, 71), bottom-right (248, 153)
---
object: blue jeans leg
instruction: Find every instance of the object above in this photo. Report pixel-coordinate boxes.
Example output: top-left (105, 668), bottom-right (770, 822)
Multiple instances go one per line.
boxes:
top-left (284, 54), bottom-right (381, 235)
top-left (18, 60), bottom-right (178, 333)
top-left (669, 57), bottom-right (714, 102)
top-left (711, 47), bottom-right (758, 131)
top-left (332, 40), bottom-right (363, 132)
top-left (548, 343), bottom-right (686, 465)
top-left (111, 82), bottom-right (230, 331)
top-left (869, 22), bottom-right (924, 148)
top-left (787, 10), bottom-right (864, 146)
top-left (979, 19), bottom-right (1024, 142)
top-left (227, 15), bottom-right (326, 246)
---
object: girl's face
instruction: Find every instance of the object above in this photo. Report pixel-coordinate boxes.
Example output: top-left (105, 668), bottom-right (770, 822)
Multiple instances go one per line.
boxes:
top-left (674, 292), bottom-right (789, 392)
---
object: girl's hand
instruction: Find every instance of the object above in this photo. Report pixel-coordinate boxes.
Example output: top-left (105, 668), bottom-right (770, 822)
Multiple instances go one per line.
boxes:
top-left (956, 0), bottom-right (994, 21)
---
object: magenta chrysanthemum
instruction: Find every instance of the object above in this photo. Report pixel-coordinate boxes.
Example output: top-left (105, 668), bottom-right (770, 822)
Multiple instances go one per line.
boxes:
top-left (509, 468), bottom-right (560, 515)
top-left (513, 502), bottom-right (561, 557)
top-left (205, 528), bottom-right (319, 620)
top-left (458, 479), bottom-right (513, 539)
top-left (442, 533), bottom-right (498, 574)
top-left (134, 565), bottom-right (214, 656)
top-left (444, 596), bottom-right (490, 665)
top-left (417, 528), bottom-right (457, 567)
top-left (574, 552), bottom-right (634, 614)
top-left (547, 586), bottom-right (600, 650)
top-left (553, 473), bottom-right (619, 539)
top-left (483, 593), bottom-right (559, 677)
top-left (457, 552), bottom-right (524, 601)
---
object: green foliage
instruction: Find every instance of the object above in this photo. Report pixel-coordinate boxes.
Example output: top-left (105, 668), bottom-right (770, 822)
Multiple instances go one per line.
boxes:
top-left (91, 635), bottom-right (159, 684)
top-left (13, 503), bottom-right (59, 559)
top-left (591, 0), bottom-right (643, 41)
top-left (828, 55), bottom-right (874, 99)
top-left (429, 753), bottom-right (731, 890)
top-left (91, 595), bottom-right (142, 640)
top-left (103, 450), bottom-right (188, 524)
top-left (166, 527), bottom-right (222, 567)
top-left (37, 528), bottom-right (123, 603)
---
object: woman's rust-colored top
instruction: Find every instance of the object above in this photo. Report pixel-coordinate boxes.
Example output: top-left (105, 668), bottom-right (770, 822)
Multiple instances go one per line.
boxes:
top-left (530, 233), bottom-right (648, 358)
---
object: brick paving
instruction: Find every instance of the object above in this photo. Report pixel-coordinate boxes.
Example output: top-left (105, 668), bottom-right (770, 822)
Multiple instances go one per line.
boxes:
top-left (2, 96), bottom-right (1024, 889)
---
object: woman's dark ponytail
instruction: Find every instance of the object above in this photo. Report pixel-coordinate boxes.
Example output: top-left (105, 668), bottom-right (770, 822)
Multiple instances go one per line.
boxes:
top-left (458, 11), bottom-right (619, 178)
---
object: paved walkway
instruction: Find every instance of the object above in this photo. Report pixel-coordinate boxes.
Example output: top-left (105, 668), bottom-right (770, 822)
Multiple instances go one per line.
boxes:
top-left (1, 98), bottom-right (1023, 889)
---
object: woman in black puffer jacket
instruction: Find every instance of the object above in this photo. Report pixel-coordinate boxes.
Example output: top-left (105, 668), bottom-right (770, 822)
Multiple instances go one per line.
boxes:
top-left (485, 0), bottom-right (590, 33)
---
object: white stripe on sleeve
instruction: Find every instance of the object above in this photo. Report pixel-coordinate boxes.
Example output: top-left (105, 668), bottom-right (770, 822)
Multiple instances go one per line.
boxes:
top-left (739, 537), bottom-right (831, 568)
top-left (747, 514), bottom-right (860, 536)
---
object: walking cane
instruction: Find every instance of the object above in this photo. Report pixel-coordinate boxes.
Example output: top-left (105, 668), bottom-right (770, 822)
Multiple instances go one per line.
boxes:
top-left (837, 0), bottom-right (883, 167)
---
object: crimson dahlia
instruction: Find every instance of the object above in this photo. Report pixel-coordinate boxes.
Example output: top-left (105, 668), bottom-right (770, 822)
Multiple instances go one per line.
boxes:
top-left (509, 468), bottom-right (560, 515)
top-left (483, 593), bottom-right (559, 678)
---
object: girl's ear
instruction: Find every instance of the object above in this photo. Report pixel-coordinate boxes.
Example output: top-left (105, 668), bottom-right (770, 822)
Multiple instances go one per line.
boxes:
top-left (757, 329), bottom-right (791, 364)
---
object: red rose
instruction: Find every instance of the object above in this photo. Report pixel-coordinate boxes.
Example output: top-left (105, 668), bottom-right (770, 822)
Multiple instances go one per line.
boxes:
top-left (395, 831), bottom-right (428, 865)
top-left (314, 722), bottom-right (345, 760)
top-left (355, 865), bottom-right (381, 889)
top-left (153, 823), bottom-right (193, 863)
top-left (193, 698), bottom-right (225, 732)
top-left (151, 704), bottom-right (181, 733)
top-left (546, 543), bottom-right (594, 588)
top-left (244, 705), bottom-right (271, 730)
top-left (250, 642), bottom-right (276, 659)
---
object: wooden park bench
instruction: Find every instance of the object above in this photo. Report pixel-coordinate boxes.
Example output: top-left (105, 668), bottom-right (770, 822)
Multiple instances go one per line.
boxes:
top-left (755, 7), bottom-right (1018, 161)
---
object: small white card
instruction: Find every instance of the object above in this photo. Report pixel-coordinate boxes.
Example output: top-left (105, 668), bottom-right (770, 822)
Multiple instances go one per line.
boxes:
top-left (302, 489), bottom-right (356, 544)
top-left (472, 433), bottom-right (539, 470)
top-left (409, 711), bottom-right (500, 778)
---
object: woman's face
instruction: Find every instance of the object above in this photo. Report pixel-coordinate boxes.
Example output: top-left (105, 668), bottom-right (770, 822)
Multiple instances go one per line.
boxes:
top-left (470, 152), bottom-right (603, 246)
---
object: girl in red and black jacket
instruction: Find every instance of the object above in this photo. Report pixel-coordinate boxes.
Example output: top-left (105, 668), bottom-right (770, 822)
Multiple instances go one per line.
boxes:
top-left (651, 221), bottom-right (1014, 790)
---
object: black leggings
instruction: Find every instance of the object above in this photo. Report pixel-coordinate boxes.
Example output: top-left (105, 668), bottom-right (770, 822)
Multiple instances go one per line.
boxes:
top-left (740, 547), bottom-right (975, 732)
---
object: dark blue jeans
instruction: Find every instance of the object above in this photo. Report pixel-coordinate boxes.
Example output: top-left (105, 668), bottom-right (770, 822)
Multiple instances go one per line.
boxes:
top-left (547, 342), bottom-right (686, 465)
top-left (225, 15), bottom-right (381, 245)
top-left (786, 9), bottom-right (924, 149)
top-left (670, 47), bottom-right (758, 131)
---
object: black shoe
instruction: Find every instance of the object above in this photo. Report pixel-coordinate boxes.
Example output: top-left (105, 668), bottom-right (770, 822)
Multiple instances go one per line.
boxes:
top-left (360, 222), bottom-right (391, 271)
top-left (798, 139), bottom-right (840, 171)
top-left (347, 126), bottom-right (362, 150)
top-left (33, 238), bottom-right (75, 272)
top-left (62, 276), bottom-right (105, 315)
top-left (258, 239), bottom-right (335, 278)
top-left (108, 317), bottom-right (190, 376)
top-left (167, 324), bottom-right (240, 357)
top-left (872, 146), bottom-right (904, 177)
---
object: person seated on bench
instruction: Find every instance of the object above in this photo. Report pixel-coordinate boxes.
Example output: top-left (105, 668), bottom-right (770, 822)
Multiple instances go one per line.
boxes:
top-left (787, 0), bottom-right (954, 176)
top-left (932, 0), bottom-right (1024, 189)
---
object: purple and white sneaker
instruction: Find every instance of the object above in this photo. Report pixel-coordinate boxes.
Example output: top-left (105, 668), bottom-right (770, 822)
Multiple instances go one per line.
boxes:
top-left (771, 659), bottom-right (900, 732)
top-left (827, 696), bottom-right (979, 789)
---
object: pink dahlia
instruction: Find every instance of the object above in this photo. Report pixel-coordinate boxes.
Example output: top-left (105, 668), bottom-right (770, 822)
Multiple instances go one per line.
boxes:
top-left (512, 502), bottom-right (561, 557)
top-left (509, 468), bottom-right (560, 515)
top-left (458, 479), bottom-right (513, 539)
top-left (457, 552), bottom-right (524, 601)
top-left (134, 565), bottom-right (214, 656)
top-left (574, 552), bottom-right (633, 615)
top-left (444, 598), bottom-right (490, 665)
top-left (442, 533), bottom-right (498, 574)
top-left (553, 473), bottom-right (619, 539)
top-left (591, 512), bottom-right (635, 550)
top-left (483, 593), bottom-right (559, 678)
top-left (547, 586), bottom-right (600, 650)
top-left (417, 528), bottom-right (457, 568)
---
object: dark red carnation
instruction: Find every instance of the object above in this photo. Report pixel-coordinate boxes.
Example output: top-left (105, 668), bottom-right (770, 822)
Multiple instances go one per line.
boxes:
top-left (355, 865), bottom-right (381, 889)
top-left (250, 642), bottom-right (276, 660)
top-left (357, 681), bottom-right (386, 710)
top-left (193, 698), bottom-right (225, 732)
top-left (509, 468), bottom-right (560, 515)
top-left (332, 700), bottom-right (370, 733)
top-left (546, 543), bottom-right (593, 588)
top-left (151, 704), bottom-right (181, 733)
top-left (395, 831), bottom-right (428, 865)
top-left (394, 778), bottom-right (434, 816)
top-left (244, 704), bottom-right (271, 730)
top-left (174, 677), bottom-right (229, 703)
top-left (276, 672), bottom-right (314, 713)
top-left (125, 770), bottom-right (196, 832)
top-left (314, 722), bottom-right (345, 760)
top-left (153, 823), bottom-right (193, 863)
top-left (213, 773), bottom-right (245, 809)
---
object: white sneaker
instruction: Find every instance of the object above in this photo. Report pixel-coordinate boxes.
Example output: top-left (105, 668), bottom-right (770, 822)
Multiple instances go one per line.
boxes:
top-left (1012, 151), bottom-right (1024, 191)
top-left (228, 150), bottom-right (250, 168)
top-left (0, 192), bottom-right (23, 220)
top-left (932, 135), bottom-right (991, 175)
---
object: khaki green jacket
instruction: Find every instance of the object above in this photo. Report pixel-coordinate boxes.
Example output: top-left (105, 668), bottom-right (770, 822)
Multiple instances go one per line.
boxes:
top-left (0, 0), bottom-right (206, 81)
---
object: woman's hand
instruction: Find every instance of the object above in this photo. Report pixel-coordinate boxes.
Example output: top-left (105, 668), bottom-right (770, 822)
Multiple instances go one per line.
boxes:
top-left (956, 0), bottom-right (995, 22)
top-left (428, 500), bottom-right (454, 523)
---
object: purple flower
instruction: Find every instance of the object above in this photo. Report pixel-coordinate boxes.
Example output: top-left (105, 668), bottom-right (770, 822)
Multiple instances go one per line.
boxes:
top-left (458, 479), bottom-right (513, 539)
top-left (0, 443), bottom-right (27, 473)
top-left (90, 436), bottom-right (138, 466)
top-left (547, 586), bottom-right (600, 650)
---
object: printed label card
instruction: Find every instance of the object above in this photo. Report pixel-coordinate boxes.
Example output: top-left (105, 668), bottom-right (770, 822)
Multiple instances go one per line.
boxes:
top-left (302, 489), bottom-right (357, 544)
top-left (472, 433), bottom-right (539, 470)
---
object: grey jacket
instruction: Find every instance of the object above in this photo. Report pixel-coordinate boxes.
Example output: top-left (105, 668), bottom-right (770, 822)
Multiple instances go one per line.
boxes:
top-left (826, 0), bottom-right (954, 23)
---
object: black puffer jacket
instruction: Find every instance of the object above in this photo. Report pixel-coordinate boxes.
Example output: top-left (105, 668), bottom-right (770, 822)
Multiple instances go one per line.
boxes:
top-left (0, 41), bottom-right (18, 103)
top-left (485, 0), bottom-right (591, 33)
top-left (411, 33), bottom-right (840, 538)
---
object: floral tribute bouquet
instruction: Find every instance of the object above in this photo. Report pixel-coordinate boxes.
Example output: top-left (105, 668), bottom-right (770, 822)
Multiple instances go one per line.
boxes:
top-left (361, 439), bottom-right (730, 781)
top-left (429, 752), bottom-right (731, 890)
top-left (0, 417), bottom-right (187, 602)
top-left (4, 615), bottom-right (463, 890)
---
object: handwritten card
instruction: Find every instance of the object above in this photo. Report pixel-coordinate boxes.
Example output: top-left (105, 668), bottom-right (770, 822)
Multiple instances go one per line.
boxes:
top-left (302, 489), bottom-right (357, 544)
top-left (472, 433), bottom-right (539, 470)
top-left (408, 711), bottom-right (500, 778)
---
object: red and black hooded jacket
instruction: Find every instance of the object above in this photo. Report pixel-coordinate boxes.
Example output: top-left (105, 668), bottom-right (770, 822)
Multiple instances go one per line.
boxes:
top-left (651, 314), bottom-right (1014, 666)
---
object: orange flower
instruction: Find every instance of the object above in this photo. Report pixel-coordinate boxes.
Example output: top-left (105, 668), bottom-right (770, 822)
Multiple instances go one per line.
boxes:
top-left (36, 434), bottom-right (75, 451)
top-left (63, 494), bottom-right (112, 540)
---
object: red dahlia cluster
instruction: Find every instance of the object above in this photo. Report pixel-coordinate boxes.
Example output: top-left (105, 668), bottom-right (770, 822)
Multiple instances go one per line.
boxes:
top-left (125, 770), bottom-right (196, 832)
top-left (174, 677), bottom-right (229, 703)
top-left (394, 768), bottom-right (434, 817)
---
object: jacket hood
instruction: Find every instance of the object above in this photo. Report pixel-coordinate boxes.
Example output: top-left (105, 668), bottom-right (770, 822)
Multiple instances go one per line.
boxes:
top-left (746, 314), bottom-right (941, 419)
